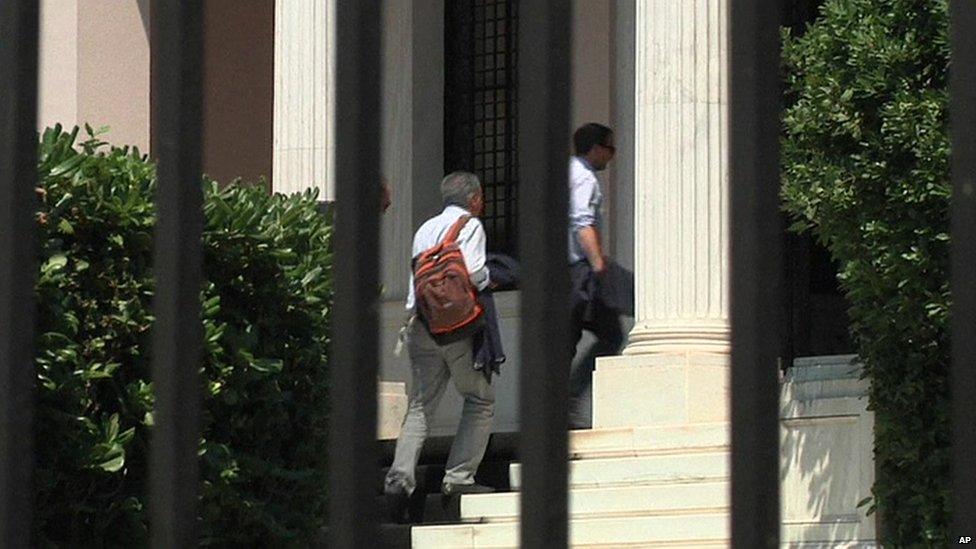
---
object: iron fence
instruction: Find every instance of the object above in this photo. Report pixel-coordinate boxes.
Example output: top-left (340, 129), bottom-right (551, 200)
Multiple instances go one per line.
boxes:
top-left (329, 1), bottom-right (382, 547)
top-left (728, 1), bottom-right (784, 547)
top-left (950, 0), bottom-right (976, 540)
top-left (148, 3), bottom-right (205, 547)
top-left (0, 1), bottom-right (973, 547)
top-left (0, 1), bottom-right (39, 546)
top-left (516, 1), bottom-right (571, 547)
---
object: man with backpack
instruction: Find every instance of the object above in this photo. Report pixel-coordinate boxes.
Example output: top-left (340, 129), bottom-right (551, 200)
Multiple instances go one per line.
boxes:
top-left (384, 171), bottom-right (496, 499)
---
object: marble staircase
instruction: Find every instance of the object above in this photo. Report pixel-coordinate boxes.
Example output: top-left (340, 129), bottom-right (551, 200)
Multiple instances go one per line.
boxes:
top-left (375, 354), bottom-right (876, 548)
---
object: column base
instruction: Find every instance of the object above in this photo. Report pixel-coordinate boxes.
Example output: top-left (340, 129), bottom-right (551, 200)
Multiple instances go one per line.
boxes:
top-left (592, 353), bottom-right (729, 428)
top-left (623, 324), bottom-right (731, 356)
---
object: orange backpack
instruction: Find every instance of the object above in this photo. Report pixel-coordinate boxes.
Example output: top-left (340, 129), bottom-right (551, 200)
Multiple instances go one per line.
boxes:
top-left (413, 215), bottom-right (484, 335)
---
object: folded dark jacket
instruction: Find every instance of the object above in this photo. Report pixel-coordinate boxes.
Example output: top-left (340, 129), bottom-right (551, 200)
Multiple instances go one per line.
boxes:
top-left (486, 253), bottom-right (519, 291)
top-left (570, 259), bottom-right (635, 323)
top-left (473, 292), bottom-right (503, 374)
top-left (474, 253), bottom-right (520, 376)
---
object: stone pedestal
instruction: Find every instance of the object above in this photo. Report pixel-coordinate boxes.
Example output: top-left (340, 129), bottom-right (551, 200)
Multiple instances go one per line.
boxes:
top-left (593, 354), bottom-right (728, 429)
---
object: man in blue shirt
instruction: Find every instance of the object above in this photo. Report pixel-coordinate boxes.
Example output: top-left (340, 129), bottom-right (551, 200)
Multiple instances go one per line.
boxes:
top-left (568, 123), bottom-right (627, 429)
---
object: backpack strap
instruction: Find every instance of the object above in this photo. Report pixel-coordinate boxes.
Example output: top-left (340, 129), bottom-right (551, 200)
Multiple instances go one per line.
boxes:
top-left (443, 215), bottom-right (472, 244)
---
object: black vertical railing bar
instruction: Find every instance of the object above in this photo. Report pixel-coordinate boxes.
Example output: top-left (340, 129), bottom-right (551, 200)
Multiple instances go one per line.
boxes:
top-left (148, 3), bottom-right (205, 548)
top-left (328, 1), bottom-right (382, 547)
top-left (0, 1), bottom-right (39, 546)
top-left (517, 0), bottom-right (571, 547)
top-left (728, 1), bottom-right (783, 548)
top-left (949, 0), bottom-right (976, 539)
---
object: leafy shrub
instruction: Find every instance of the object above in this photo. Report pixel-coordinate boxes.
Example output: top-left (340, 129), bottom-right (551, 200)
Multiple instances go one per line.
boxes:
top-left (781, 1), bottom-right (951, 545)
top-left (32, 126), bottom-right (332, 546)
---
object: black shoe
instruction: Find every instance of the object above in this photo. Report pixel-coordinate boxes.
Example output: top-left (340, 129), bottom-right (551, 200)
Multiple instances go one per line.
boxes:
top-left (441, 482), bottom-right (495, 496)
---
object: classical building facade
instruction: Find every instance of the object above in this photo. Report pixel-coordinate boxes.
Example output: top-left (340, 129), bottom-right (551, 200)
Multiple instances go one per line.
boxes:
top-left (37, 0), bottom-right (872, 544)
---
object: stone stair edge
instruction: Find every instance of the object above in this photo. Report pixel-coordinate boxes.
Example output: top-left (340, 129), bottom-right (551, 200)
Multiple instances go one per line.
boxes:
top-left (410, 512), bottom-right (731, 547)
top-left (510, 452), bottom-right (730, 491)
top-left (780, 380), bottom-right (869, 405)
top-left (596, 353), bottom-right (730, 370)
top-left (458, 481), bottom-right (730, 521)
top-left (458, 506), bottom-right (731, 525)
top-left (791, 354), bottom-right (859, 369)
top-left (569, 422), bottom-right (730, 458)
top-left (780, 394), bottom-right (872, 420)
top-left (378, 380), bottom-right (406, 393)
top-left (510, 474), bottom-right (732, 488)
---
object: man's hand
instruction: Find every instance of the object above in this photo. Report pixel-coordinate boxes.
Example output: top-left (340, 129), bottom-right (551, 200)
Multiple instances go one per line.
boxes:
top-left (591, 255), bottom-right (608, 275)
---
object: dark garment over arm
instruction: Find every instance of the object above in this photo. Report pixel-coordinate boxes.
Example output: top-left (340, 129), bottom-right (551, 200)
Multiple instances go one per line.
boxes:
top-left (473, 253), bottom-right (521, 377)
top-left (570, 259), bottom-right (634, 324)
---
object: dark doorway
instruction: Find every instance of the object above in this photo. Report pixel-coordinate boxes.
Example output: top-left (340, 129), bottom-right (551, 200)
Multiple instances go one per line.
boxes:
top-left (781, 0), bottom-right (854, 362)
top-left (444, 0), bottom-right (520, 256)
top-left (785, 231), bottom-right (854, 359)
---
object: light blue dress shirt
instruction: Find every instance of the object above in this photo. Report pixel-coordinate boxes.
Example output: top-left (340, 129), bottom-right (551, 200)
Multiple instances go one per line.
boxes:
top-left (568, 156), bottom-right (604, 265)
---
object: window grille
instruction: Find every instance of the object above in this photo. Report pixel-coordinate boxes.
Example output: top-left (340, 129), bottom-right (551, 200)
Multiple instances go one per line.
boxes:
top-left (445, 0), bottom-right (519, 256)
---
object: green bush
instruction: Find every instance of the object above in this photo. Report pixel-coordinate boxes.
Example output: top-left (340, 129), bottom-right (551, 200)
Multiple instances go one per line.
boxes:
top-left (781, 1), bottom-right (951, 545)
top-left (32, 126), bottom-right (332, 546)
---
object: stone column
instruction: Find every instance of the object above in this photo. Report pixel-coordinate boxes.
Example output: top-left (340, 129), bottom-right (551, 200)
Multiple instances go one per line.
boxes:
top-left (594, 0), bottom-right (730, 428)
top-left (272, 0), bottom-right (335, 200)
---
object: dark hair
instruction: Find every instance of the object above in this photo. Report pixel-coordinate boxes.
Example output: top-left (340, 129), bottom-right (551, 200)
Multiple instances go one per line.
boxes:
top-left (573, 123), bottom-right (614, 156)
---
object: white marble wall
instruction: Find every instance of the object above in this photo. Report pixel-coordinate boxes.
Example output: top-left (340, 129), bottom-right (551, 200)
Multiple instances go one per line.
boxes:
top-left (780, 356), bottom-right (877, 545)
top-left (272, 0), bottom-right (335, 200)
top-left (379, 0), bottom-right (416, 300)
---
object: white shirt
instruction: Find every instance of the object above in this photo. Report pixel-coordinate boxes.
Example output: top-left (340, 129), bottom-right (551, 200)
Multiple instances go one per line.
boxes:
top-left (568, 156), bottom-right (604, 264)
top-left (405, 205), bottom-right (490, 311)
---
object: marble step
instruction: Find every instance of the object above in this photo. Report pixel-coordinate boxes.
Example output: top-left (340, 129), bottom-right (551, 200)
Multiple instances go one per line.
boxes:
top-left (568, 422), bottom-right (729, 459)
top-left (410, 512), bottom-right (730, 548)
top-left (780, 377), bottom-right (868, 401)
top-left (510, 452), bottom-right (729, 490)
top-left (318, 523), bottom-right (411, 548)
top-left (459, 481), bottom-right (728, 522)
top-left (376, 461), bottom-right (513, 496)
top-left (789, 355), bottom-right (860, 381)
top-left (408, 513), bottom-right (870, 548)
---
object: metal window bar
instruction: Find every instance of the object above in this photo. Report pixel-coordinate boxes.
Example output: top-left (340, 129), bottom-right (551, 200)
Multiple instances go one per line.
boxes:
top-left (517, 0), bottom-right (571, 547)
top-left (328, 1), bottom-right (382, 547)
top-left (148, 3), bottom-right (205, 547)
top-left (728, 1), bottom-right (783, 548)
top-left (949, 0), bottom-right (976, 539)
top-left (0, 0), bottom-right (39, 546)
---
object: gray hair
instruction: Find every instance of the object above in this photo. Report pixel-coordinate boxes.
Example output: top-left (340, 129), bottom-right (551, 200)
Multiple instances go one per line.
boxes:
top-left (440, 171), bottom-right (481, 208)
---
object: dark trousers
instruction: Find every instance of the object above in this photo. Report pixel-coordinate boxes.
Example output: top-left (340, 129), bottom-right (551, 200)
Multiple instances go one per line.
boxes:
top-left (568, 262), bottom-right (626, 429)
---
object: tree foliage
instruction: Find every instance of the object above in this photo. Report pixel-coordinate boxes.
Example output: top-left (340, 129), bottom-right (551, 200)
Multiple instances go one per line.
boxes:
top-left (782, 1), bottom-right (951, 545)
top-left (783, 0), bottom-right (950, 547)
